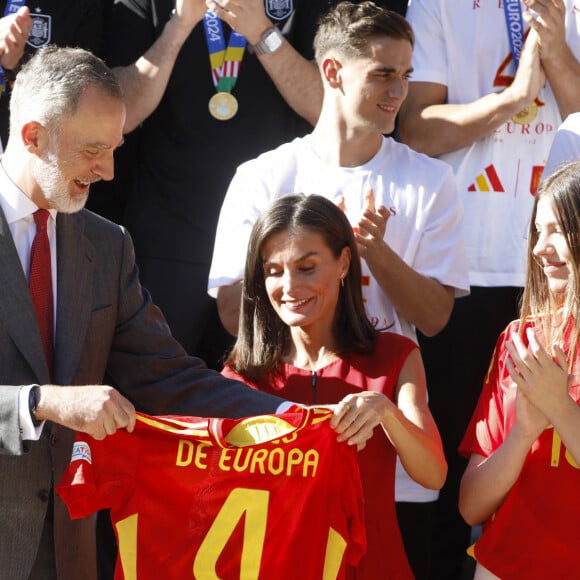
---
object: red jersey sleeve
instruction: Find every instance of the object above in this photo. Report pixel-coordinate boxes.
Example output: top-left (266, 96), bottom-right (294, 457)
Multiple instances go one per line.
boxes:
top-left (57, 430), bottom-right (138, 519)
top-left (459, 321), bottom-right (521, 459)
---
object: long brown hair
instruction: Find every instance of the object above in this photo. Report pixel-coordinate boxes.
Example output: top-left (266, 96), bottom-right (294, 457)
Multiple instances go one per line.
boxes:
top-left (520, 161), bottom-right (580, 367)
top-left (226, 194), bottom-right (376, 382)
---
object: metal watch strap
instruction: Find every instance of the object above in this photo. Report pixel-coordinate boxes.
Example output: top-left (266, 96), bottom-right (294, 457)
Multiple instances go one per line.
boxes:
top-left (250, 26), bottom-right (284, 56)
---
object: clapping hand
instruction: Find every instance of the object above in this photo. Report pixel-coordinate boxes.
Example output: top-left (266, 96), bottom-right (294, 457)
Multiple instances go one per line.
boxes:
top-left (506, 327), bottom-right (569, 440)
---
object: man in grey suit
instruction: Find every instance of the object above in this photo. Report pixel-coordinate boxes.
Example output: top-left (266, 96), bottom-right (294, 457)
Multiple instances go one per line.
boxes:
top-left (0, 46), bottom-right (365, 580)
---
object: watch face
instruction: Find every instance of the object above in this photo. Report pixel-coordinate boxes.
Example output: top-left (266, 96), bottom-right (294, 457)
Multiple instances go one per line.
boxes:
top-left (264, 29), bottom-right (283, 51)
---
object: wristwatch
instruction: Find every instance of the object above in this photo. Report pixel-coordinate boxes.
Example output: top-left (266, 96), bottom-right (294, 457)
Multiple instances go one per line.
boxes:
top-left (250, 26), bottom-right (284, 56)
top-left (28, 386), bottom-right (41, 426)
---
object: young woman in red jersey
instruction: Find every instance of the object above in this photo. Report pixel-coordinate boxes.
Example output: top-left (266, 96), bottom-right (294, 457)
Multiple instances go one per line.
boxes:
top-left (459, 161), bottom-right (580, 579)
top-left (221, 194), bottom-right (446, 579)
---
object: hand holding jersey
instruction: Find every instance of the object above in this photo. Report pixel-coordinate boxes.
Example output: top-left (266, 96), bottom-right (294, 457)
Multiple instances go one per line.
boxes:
top-left (34, 385), bottom-right (136, 441)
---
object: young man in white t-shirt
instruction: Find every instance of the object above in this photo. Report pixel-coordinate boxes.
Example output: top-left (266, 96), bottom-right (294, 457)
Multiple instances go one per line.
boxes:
top-left (208, 3), bottom-right (469, 578)
top-left (399, 1), bottom-right (580, 578)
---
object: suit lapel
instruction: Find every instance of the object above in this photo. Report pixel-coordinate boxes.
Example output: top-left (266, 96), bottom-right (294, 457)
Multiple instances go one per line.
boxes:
top-left (54, 212), bottom-right (95, 385)
top-left (0, 206), bottom-right (51, 382)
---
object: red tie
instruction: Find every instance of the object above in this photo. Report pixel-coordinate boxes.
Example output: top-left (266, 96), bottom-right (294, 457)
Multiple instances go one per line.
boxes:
top-left (29, 209), bottom-right (54, 378)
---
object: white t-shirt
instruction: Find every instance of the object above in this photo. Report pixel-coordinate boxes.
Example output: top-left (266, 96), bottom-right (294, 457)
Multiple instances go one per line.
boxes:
top-left (209, 134), bottom-right (469, 344)
top-left (406, 0), bottom-right (580, 287)
top-left (544, 112), bottom-right (580, 178)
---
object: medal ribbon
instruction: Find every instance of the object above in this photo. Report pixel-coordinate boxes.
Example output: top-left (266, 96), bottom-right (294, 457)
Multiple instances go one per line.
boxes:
top-left (203, 10), bottom-right (246, 94)
top-left (500, 1), bottom-right (543, 120)
top-left (0, 0), bottom-right (26, 93)
top-left (502, 0), bottom-right (525, 69)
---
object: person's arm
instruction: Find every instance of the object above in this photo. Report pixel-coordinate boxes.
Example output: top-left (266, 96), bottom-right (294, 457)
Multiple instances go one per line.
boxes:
top-left (385, 348), bottom-right (447, 489)
top-left (359, 230), bottom-right (454, 337)
top-left (216, 280), bottom-right (243, 336)
top-left (104, 221), bottom-right (285, 419)
top-left (0, 385), bottom-right (37, 454)
top-left (250, 39), bottom-right (322, 126)
top-left (209, 161), bottom-right (274, 335)
top-left (0, 383), bottom-right (135, 453)
top-left (459, 379), bottom-right (548, 525)
top-left (459, 443), bottom-right (531, 526)
top-left (398, 29), bottom-right (545, 157)
top-left (348, 190), bottom-right (455, 337)
top-left (525, 0), bottom-right (580, 120)
top-left (332, 348), bottom-right (447, 489)
top-left (112, 0), bottom-right (207, 133)
top-left (206, 0), bottom-right (322, 125)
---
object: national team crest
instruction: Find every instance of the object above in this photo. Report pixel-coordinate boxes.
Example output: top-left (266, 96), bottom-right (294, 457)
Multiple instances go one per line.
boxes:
top-left (27, 13), bottom-right (51, 48)
top-left (265, 0), bottom-right (294, 21)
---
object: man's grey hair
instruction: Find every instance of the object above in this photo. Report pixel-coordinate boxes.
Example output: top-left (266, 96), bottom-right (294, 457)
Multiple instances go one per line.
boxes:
top-left (9, 45), bottom-right (123, 138)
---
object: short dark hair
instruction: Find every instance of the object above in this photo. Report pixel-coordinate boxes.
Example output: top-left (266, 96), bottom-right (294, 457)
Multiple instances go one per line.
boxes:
top-left (10, 45), bottom-right (123, 137)
top-left (227, 194), bottom-right (377, 382)
top-left (314, 1), bottom-right (414, 63)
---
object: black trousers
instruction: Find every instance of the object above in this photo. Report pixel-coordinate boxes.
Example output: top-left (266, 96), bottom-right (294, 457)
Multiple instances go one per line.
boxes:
top-left (396, 500), bottom-right (436, 580)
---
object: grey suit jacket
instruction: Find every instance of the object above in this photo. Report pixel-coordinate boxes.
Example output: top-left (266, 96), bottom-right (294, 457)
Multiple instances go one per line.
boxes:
top-left (0, 207), bottom-right (284, 580)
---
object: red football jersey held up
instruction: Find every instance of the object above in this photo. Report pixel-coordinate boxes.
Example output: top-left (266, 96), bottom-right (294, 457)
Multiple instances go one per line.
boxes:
top-left (57, 408), bottom-right (366, 579)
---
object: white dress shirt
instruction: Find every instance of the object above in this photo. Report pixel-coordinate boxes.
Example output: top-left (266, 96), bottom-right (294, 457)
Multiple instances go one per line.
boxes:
top-left (0, 162), bottom-right (56, 439)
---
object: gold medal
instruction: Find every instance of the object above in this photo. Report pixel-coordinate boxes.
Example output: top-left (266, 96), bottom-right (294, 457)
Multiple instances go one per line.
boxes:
top-left (512, 101), bottom-right (538, 125)
top-left (208, 92), bottom-right (238, 121)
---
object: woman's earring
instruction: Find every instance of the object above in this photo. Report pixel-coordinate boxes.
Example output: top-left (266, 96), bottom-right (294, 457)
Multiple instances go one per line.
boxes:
top-left (340, 276), bottom-right (345, 288)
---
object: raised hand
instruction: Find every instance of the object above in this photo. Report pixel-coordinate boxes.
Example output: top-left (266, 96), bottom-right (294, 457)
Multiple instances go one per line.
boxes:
top-left (523, 0), bottom-right (567, 64)
top-left (506, 326), bottom-right (569, 436)
top-left (0, 6), bottom-right (32, 72)
top-left (205, 0), bottom-right (272, 45)
top-left (354, 188), bottom-right (391, 264)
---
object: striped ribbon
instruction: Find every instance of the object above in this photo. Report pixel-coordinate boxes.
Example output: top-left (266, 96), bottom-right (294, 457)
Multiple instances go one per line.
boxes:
top-left (203, 10), bottom-right (246, 94)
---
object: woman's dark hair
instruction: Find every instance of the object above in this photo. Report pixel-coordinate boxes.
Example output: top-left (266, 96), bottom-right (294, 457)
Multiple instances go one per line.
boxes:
top-left (226, 194), bottom-right (376, 382)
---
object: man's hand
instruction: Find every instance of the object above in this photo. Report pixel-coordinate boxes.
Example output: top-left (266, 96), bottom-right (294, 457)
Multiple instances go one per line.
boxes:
top-left (35, 385), bottom-right (136, 440)
top-left (523, 0), bottom-right (567, 64)
top-left (175, 0), bottom-right (209, 31)
top-left (205, 0), bottom-right (272, 45)
top-left (0, 6), bottom-right (31, 71)
top-left (337, 188), bottom-right (391, 266)
top-left (353, 188), bottom-right (392, 265)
